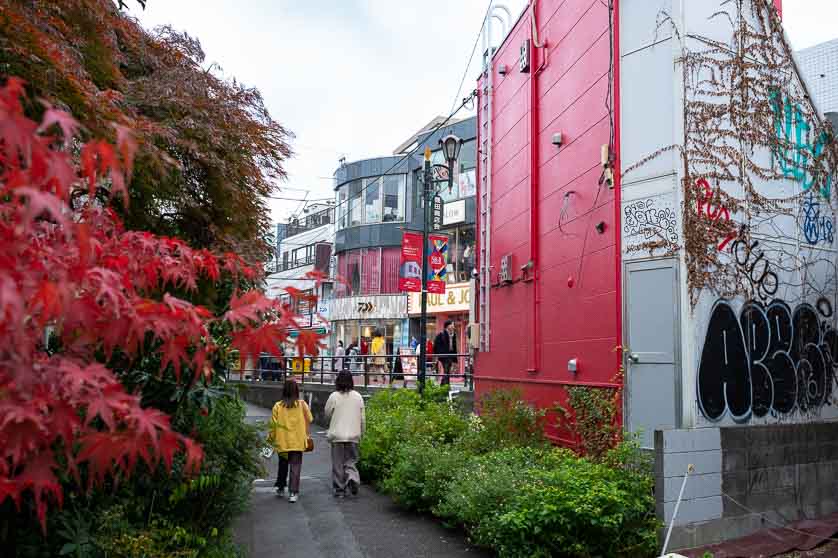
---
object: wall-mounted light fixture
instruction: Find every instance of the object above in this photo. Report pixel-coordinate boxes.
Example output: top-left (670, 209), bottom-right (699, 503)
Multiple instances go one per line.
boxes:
top-left (551, 132), bottom-right (563, 147)
top-left (498, 64), bottom-right (508, 75)
top-left (595, 221), bottom-right (606, 234)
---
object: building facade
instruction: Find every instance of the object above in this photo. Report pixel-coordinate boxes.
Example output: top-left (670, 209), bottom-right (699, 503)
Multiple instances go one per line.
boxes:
top-left (797, 38), bottom-right (838, 116)
top-left (330, 117), bottom-right (477, 358)
top-left (474, 0), bottom-right (838, 548)
top-left (266, 204), bottom-right (334, 340)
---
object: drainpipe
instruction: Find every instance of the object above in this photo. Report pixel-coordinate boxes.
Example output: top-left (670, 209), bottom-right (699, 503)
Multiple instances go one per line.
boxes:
top-left (527, 0), bottom-right (544, 375)
top-left (613, 0), bottom-right (623, 413)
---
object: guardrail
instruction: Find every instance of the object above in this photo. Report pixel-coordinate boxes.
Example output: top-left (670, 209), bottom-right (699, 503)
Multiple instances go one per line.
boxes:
top-left (228, 353), bottom-right (474, 391)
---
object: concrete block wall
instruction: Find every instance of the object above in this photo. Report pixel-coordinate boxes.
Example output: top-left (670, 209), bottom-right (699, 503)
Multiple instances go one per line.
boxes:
top-left (656, 422), bottom-right (838, 551)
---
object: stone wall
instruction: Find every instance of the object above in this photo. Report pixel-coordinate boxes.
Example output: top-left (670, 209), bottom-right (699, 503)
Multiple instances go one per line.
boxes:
top-left (656, 422), bottom-right (838, 551)
top-left (231, 381), bottom-right (474, 427)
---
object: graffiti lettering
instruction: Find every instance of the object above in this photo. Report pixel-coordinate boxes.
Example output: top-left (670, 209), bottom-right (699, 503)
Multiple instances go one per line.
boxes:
top-left (695, 178), bottom-right (737, 250)
top-left (801, 192), bottom-right (834, 245)
top-left (769, 90), bottom-right (832, 199)
top-left (623, 198), bottom-right (678, 244)
top-left (697, 299), bottom-right (836, 423)
top-left (729, 239), bottom-right (779, 301)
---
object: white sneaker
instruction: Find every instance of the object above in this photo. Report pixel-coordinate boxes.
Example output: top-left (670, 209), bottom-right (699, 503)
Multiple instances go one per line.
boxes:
top-left (288, 493), bottom-right (298, 503)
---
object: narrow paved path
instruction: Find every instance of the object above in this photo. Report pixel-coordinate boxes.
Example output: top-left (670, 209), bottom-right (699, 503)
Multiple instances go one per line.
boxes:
top-left (234, 403), bottom-right (490, 558)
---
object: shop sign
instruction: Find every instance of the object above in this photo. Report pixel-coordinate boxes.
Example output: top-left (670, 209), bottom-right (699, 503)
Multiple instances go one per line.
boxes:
top-left (443, 199), bottom-right (466, 225)
top-left (329, 295), bottom-right (407, 321)
top-left (431, 195), bottom-right (443, 231)
top-left (407, 282), bottom-right (471, 316)
top-left (428, 234), bottom-right (448, 294)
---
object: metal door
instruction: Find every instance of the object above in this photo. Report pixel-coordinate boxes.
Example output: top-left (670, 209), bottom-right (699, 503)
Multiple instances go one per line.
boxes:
top-left (624, 259), bottom-right (680, 448)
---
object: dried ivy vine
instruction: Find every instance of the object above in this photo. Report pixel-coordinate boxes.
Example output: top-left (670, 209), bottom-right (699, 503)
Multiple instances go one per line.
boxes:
top-left (627, 0), bottom-right (838, 307)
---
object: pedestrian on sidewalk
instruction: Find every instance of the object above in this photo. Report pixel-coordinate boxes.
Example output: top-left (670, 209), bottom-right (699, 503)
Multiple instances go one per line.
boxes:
top-left (271, 379), bottom-right (313, 503)
top-left (324, 371), bottom-right (365, 498)
top-left (334, 340), bottom-right (346, 372)
top-left (433, 320), bottom-right (457, 386)
top-left (370, 329), bottom-right (387, 384)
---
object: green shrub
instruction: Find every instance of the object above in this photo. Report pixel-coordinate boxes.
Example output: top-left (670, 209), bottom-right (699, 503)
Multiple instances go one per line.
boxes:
top-left (461, 389), bottom-right (547, 454)
top-left (486, 452), bottom-right (658, 558)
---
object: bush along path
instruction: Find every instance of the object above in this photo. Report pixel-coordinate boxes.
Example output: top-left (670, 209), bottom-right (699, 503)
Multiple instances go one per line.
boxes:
top-left (234, 402), bottom-right (490, 558)
top-left (359, 386), bottom-right (660, 558)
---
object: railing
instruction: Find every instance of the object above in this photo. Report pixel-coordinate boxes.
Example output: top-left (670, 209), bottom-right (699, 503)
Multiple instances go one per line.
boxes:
top-left (228, 353), bottom-right (474, 391)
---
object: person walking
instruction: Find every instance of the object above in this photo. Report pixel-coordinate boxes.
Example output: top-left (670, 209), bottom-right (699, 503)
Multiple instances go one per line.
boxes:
top-left (370, 329), bottom-right (387, 384)
top-left (334, 340), bottom-right (346, 373)
top-left (324, 371), bottom-right (365, 498)
top-left (432, 320), bottom-right (458, 386)
top-left (271, 379), bottom-right (313, 503)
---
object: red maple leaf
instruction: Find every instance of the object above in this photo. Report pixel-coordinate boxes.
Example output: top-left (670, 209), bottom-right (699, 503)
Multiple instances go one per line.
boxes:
top-left (37, 101), bottom-right (80, 150)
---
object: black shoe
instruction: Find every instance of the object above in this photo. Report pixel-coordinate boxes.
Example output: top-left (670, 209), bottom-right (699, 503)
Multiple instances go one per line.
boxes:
top-left (333, 491), bottom-right (345, 499)
top-left (348, 480), bottom-right (358, 496)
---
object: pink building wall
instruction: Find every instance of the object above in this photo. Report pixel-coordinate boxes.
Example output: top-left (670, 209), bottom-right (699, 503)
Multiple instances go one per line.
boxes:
top-left (475, 0), bottom-right (621, 443)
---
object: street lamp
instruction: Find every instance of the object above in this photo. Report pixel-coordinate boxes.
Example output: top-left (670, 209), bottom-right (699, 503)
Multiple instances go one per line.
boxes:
top-left (418, 134), bottom-right (462, 395)
top-left (439, 134), bottom-right (463, 194)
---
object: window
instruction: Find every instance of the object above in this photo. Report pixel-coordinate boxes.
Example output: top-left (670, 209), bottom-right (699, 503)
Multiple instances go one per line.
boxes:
top-left (336, 174), bottom-right (406, 228)
top-left (337, 186), bottom-right (348, 229)
top-left (442, 224), bottom-right (476, 284)
top-left (383, 175), bottom-right (405, 222)
top-left (365, 177), bottom-right (382, 223)
top-left (349, 180), bottom-right (363, 226)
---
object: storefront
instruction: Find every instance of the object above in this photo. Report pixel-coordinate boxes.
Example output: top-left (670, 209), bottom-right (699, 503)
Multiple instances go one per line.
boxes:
top-left (407, 282), bottom-right (472, 358)
top-left (329, 294), bottom-right (409, 358)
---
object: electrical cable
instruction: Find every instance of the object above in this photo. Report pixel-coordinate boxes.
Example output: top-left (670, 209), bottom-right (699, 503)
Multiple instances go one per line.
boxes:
top-left (320, 93), bottom-right (475, 222)
top-left (449, 0), bottom-right (493, 115)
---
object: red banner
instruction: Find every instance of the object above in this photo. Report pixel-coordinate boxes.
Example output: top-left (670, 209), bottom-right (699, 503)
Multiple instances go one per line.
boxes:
top-left (428, 234), bottom-right (448, 294)
top-left (398, 231), bottom-right (422, 292)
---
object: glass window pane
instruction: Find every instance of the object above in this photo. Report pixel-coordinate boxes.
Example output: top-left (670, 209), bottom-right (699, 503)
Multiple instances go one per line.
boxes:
top-left (457, 225), bottom-right (476, 283)
top-left (383, 175), bottom-right (404, 222)
top-left (459, 140), bottom-right (476, 171)
top-left (365, 177), bottom-right (382, 224)
top-left (350, 180), bottom-right (363, 226)
top-left (338, 185), bottom-right (348, 229)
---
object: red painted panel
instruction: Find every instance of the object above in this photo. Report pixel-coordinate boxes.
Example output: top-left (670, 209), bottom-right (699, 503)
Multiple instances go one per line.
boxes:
top-left (540, 118), bottom-right (610, 200)
top-left (537, 1), bottom-right (609, 101)
top-left (476, 0), bottom-right (620, 438)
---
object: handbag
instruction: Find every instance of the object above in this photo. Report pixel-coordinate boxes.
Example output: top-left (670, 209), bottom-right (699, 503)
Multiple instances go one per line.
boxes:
top-left (305, 437), bottom-right (314, 452)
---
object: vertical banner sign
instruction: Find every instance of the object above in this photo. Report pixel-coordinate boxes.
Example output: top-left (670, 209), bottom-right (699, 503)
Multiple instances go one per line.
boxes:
top-left (398, 231), bottom-right (423, 292)
top-left (432, 194), bottom-right (443, 231)
top-left (428, 234), bottom-right (449, 294)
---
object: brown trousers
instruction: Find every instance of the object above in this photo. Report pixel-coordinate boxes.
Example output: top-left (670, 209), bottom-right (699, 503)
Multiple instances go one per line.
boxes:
top-left (330, 442), bottom-right (360, 493)
top-left (276, 451), bottom-right (303, 494)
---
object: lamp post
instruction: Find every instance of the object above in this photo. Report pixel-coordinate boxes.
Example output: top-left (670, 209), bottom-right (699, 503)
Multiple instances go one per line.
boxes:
top-left (417, 135), bottom-right (462, 395)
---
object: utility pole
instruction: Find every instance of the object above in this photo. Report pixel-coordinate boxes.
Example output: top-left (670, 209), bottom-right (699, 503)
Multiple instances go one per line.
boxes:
top-left (418, 146), bottom-right (432, 395)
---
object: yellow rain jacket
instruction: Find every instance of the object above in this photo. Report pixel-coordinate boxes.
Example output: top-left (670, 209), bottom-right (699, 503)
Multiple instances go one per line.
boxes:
top-left (271, 399), bottom-right (312, 452)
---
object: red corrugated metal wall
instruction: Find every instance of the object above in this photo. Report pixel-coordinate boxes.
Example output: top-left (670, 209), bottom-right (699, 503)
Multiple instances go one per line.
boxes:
top-left (475, 0), bottom-right (620, 443)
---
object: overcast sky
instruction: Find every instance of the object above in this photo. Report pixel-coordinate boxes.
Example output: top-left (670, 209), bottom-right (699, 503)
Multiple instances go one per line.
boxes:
top-left (132, 0), bottom-right (838, 225)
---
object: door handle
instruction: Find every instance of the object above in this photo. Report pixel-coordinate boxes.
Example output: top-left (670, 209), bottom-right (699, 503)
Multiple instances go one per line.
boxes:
top-left (628, 353), bottom-right (640, 364)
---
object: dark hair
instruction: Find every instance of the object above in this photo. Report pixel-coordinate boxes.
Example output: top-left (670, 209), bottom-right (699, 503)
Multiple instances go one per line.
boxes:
top-left (280, 379), bottom-right (300, 408)
top-left (338, 340), bottom-right (344, 347)
top-left (335, 370), bottom-right (354, 392)
top-left (444, 320), bottom-right (453, 329)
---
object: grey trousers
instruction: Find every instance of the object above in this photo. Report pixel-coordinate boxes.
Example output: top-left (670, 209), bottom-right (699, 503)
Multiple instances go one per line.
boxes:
top-left (330, 442), bottom-right (360, 492)
top-left (276, 451), bottom-right (303, 494)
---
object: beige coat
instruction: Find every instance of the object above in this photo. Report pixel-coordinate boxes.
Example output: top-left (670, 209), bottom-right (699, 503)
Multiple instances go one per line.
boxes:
top-left (324, 390), bottom-right (365, 443)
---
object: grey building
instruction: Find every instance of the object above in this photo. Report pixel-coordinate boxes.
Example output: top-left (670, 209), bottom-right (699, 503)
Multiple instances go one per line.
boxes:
top-left (329, 116), bottom-right (477, 356)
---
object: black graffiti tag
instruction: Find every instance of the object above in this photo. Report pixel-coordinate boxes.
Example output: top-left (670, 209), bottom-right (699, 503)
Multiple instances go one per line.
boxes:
top-left (731, 239), bottom-right (779, 301)
top-left (697, 298), bottom-right (836, 423)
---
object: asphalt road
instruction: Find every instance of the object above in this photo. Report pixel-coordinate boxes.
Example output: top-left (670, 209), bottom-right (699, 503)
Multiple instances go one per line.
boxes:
top-left (234, 403), bottom-right (490, 558)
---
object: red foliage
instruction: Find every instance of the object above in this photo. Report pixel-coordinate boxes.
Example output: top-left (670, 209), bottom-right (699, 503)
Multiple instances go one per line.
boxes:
top-left (0, 79), bottom-right (300, 530)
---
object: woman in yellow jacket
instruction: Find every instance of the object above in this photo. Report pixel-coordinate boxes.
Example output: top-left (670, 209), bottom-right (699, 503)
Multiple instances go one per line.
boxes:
top-left (271, 379), bottom-right (312, 503)
top-left (370, 329), bottom-right (387, 384)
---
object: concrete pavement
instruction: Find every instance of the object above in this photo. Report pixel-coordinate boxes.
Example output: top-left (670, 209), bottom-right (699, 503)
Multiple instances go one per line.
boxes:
top-left (234, 403), bottom-right (489, 558)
